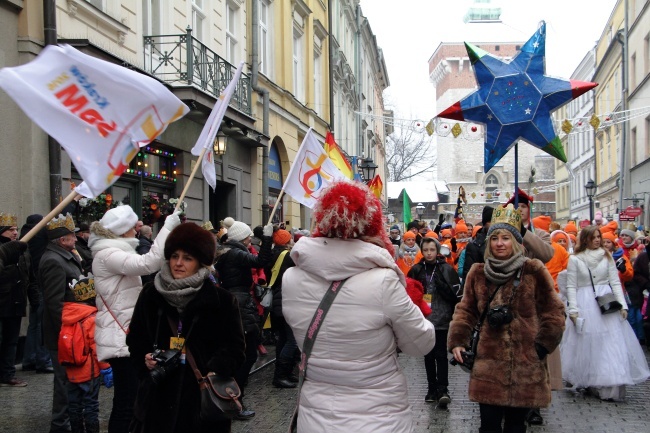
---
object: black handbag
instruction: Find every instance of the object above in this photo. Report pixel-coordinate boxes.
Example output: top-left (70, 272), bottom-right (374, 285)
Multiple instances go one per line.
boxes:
top-left (587, 268), bottom-right (623, 315)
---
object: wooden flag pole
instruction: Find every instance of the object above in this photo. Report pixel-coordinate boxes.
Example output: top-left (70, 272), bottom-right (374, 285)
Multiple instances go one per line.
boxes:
top-left (266, 189), bottom-right (285, 226)
top-left (20, 190), bottom-right (78, 243)
top-left (174, 147), bottom-right (208, 213)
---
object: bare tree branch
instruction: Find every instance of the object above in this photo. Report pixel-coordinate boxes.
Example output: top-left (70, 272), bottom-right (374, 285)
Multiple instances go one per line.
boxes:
top-left (386, 125), bottom-right (437, 181)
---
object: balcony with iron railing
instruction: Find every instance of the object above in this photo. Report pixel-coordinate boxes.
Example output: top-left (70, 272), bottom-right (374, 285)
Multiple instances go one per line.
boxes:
top-left (143, 27), bottom-right (251, 115)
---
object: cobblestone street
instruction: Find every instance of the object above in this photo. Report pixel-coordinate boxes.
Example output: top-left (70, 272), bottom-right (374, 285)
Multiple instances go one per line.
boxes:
top-left (1, 351), bottom-right (649, 433)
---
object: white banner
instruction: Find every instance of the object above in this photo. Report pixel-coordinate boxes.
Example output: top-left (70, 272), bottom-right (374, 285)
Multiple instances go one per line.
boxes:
top-left (191, 61), bottom-right (244, 190)
top-left (283, 128), bottom-right (348, 208)
top-left (0, 44), bottom-right (188, 198)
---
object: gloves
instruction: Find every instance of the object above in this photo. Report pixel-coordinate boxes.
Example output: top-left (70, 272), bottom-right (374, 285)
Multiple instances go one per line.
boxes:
top-left (0, 240), bottom-right (28, 263)
top-left (100, 368), bottom-right (113, 388)
top-left (615, 257), bottom-right (626, 273)
top-left (263, 224), bottom-right (273, 237)
top-left (535, 343), bottom-right (548, 360)
top-left (620, 309), bottom-right (628, 320)
top-left (163, 211), bottom-right (182, 231)
top-left (569, 313), bottom-right (578, 326)
top-left (450, 238), bottom-right (457, 253)
top-left (439, 214), bottom-right (445, 225)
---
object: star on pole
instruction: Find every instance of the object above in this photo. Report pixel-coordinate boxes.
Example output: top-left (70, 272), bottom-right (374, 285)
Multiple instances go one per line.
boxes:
top-left (436, 21), bottom-right (598, 172)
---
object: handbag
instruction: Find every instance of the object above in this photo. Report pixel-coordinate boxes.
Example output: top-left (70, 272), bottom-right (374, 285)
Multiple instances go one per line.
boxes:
top-left (288, 278), bottom-right (349, 433)
top-left (587, 268), bottom-right (623, 315)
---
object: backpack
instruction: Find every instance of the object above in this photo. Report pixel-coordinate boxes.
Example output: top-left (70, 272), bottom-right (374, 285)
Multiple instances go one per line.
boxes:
top-left (58, 315), bottom-right (92, 366)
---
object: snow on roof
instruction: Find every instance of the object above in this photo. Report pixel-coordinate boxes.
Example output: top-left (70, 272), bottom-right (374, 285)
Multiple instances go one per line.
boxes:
top-left (387, 181), bottom-right (450, 202)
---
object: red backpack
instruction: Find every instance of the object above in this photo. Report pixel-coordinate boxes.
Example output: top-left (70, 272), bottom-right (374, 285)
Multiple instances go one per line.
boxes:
top-left (58, 316), bottom-right (92, 366)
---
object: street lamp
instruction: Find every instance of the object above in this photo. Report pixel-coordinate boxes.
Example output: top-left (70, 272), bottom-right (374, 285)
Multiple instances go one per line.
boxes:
top-left (213, 130), bottom-right (228, 156)
top-left (416, 202), bottom-right (425, 220)
top-left (585, 179), bottom-right (596, 223)
top-left (359, 157), bottom-right (378, 183)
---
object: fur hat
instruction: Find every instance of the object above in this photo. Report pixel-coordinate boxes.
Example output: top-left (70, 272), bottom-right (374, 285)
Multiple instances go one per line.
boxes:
top-left (222, 217), bottom-right (252, 242)
top-left (482, 206), bottom-right (494, 226)
top-left (164, 223), bottom-right (216, 267)
top-left (99, 205), bottom-right (138, 236)
top-left (273, 229), bottom-right (292, 246)
top-left (505, 188), bottom-right (533, 206)
top-left (312, 181), bottom-right (393, 256)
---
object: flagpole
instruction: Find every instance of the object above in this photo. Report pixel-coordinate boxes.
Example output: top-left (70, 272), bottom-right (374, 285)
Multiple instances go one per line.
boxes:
top-left (175, 146), bottom-right (208, 213)
top-left (20, 190), bottom-right (78, 242)
top-left (266, 189), bottom-right (285, 226)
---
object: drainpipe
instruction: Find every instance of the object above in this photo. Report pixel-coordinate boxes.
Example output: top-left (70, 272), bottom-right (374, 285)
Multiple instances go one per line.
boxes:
top-left (328, 0), bottom-right (335, 132)
top-left (355, 5), bottom-right (362, 157)
top-left (44, 0), bottom-right (61, 208)
top-left (251, 0), bottom-right (270, 223)
top-left (616, 8), bottom-right (628, 214)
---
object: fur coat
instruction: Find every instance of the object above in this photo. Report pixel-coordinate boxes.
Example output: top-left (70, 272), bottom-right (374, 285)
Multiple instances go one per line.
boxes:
top-left (448, 259), bottom-right (565, 408)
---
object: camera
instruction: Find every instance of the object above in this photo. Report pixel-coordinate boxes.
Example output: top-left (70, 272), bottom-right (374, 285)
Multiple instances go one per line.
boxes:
top-left (449, 350), bottom-right (475, 372)
top-left (150, 349), bottom-right (182, 384)
top-left (487, 305), bottom-right (513, 328)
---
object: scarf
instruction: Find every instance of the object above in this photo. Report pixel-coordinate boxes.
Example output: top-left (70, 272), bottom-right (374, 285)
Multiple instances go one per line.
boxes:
top-left (398, 243), bottom-right (420, 259)
top-left (484, 251), bottom-right (527, 285)
top-left (578, 247), bottom-right (607, 269)
top-left (154, 263), bottom-right (211, 313)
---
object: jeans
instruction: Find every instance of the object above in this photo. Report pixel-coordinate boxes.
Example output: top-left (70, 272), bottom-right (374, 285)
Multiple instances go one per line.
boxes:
top-left (67, 377), bottom-right (101, 425)
top-left (424, 329), bottom-right (449, 391)
top-left (627, 307), bottom-right (645, 341)
top-left (49, 349), bottom-right (71, 432)
top-left (479, 403), bottom-right (528, 432)
top-left (234, 327), bottom-right (259, 402)
top-left (0, 316), bottom-right (22, 381)
top-left (23, 302), bottom-right (51, 369)
top-left (107, 357), bottom-right (138, 433)
top-left (272, 314), bottom-right (298, 362)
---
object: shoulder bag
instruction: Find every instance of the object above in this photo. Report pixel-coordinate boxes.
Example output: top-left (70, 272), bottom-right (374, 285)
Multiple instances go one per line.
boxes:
top-left (288, 277), bottom-right (349, 433)
top-left (586, 267), bottom-right (623, 315)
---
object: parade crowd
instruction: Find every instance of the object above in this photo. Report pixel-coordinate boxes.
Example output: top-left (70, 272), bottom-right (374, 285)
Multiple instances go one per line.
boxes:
top-left (1, 183), bottom-right (649, 433)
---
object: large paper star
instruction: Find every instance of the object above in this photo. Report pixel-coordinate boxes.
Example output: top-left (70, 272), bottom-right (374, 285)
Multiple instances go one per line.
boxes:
top-left (437, 22), bottom-right (597, 172)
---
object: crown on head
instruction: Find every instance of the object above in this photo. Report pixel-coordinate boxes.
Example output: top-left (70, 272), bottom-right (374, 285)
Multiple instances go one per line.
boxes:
top-left (47, 213), bottom-right (75, 233)
top-left (0, 213), bottom-right (18, 227)
top-left (491, 204), bottom-right (522, 232)
top-left (201, 221), bottom-right (214, 231)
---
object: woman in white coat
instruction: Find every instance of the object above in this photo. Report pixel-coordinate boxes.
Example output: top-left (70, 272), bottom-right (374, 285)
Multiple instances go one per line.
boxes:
top-left (283, 181), bottom-right (435, 433)
top-left (89, 205), bottom-right (180, 433)
top-left (561, 225), bottom-right (649, 401)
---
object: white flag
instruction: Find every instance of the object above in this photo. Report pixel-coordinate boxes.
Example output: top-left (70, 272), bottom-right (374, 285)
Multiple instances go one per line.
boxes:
top-left (191, 61), bottom-right (244, 190)
top-left (0, 45), bottom-right (188, 198)
top-left (283, 128), bottom-right (349, 208)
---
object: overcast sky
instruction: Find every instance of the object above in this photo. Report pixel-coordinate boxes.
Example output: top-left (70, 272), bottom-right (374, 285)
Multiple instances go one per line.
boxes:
top-left (360, 0), bottom-right (618, 120)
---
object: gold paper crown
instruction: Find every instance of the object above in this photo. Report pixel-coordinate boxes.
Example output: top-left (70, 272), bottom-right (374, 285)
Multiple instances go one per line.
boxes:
top-left (201, 221), bottom-right (215, 231)
top-left (69, 277), bottom-right (96, 302)
top-left (0, 213), bottom-right (18, 227)
top-left (47, 213), bottom-right (75, 233)
top-left (491, 204), bottom-right (522, 232)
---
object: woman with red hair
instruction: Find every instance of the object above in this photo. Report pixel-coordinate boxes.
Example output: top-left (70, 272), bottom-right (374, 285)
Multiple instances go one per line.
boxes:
top-left (282, 181), bottom-right (435, 433)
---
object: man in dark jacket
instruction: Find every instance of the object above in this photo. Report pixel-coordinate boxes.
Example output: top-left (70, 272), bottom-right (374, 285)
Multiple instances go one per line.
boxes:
top-left (39, 213), bottom-right (84, 433)
top-left (75, 223), bottom-right (93, 275)
top-left (462, 206), bottom-right (494, 282)
top-left (215, 217), bottom-right (272, 419)
top-left (0, 212), bottom-right (34, 387)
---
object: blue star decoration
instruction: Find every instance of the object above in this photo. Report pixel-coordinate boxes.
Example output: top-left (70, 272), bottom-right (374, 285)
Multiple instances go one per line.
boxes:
top-left (436, 21), bottom-right (597, 172)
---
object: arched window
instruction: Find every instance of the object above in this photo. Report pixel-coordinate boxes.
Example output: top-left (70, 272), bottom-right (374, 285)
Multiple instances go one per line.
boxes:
top-left (485, 174), bottom-right (499, 202)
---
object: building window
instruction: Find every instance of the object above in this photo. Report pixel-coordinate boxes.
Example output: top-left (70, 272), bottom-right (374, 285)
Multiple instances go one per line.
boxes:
top-left (87, 0), bottom-right (104, 10)
top-left (485, 174), bottom-right (499, 202)
top-left (192, 0), bottom-right (205, 42)
top-left (631, 53), bottom-right (637, 90)
top-left (644, 33), bottom-right (649, 74)
top-left (631, 127), bottom-right (637, 166)
top-left (226, 2), bottom-right (238, 64)
top-left (142, 0), bottom-right (162, 35)
top-left (314, 51), bottom-right (322, 115)
top-left (293, 28), bottom-right (305, 102)
top-left (259, 0), bottom-right (272, 76)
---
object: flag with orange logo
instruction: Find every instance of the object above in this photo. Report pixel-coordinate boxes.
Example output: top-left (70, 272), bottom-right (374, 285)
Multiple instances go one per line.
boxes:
top-left (0, 44), bottom-right (188, 198)
top-left (283, 128), bottom-right (348, 208)
top-left (368, 175), bottom-right (383, 199)
top-left (324, 131), bottom-right (354, 179)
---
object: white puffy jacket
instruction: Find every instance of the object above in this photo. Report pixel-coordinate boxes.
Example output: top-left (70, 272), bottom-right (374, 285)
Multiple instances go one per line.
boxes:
top-left (282, 237), bottom-right (435, 433)
top-left (90, 228), bottom-right (170, 361)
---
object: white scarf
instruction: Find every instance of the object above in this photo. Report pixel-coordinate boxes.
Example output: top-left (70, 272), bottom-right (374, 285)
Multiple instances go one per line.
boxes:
top-left (577, 247), bottom-right (607, 269)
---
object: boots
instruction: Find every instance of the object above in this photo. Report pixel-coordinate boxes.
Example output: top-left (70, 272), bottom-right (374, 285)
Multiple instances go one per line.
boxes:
top-left (273, 359), bottom-right (297, 388)
top-left (85, 420), bottom-right (100, 433)
top-left (70, 417), bottom-right (85, 433)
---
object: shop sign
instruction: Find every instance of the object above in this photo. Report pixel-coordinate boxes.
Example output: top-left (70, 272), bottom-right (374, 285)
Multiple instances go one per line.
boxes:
top-left (625, 206), bottom-right (643, 217)
top-left (618, 210), bottom-right (635, 221)
top-left (268, 144), bottom-right (283, 190)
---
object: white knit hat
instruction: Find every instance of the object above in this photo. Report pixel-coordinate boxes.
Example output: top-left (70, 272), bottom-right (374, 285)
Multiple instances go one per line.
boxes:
top-left (223, 217), bottom-right (252, 242)
top-left (99, 205), bottom-right (138, 236)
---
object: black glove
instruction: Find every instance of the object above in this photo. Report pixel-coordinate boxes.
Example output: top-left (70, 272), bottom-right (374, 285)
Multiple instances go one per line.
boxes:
top-left (450, 237), bottom-right (457, 253)
top-left (439, 214), bottom-right (445, 225)
top-left (0, 241), bottom-right (28, 263)
top-left (535, 343), bottom-right (548, 360)
top-left (615, 257), bottom-right (626, 273)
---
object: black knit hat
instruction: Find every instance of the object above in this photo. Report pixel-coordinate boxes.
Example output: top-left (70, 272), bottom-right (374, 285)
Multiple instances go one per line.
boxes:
top-left (164, 223), bottom-right (216, 266)
top-left (482, 206), bottom-right (494, 226)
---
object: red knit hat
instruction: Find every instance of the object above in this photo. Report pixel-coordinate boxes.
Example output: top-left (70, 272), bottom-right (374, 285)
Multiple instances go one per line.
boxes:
top-left (273, 229), bottom-right (292, 246)
top-left (313, 181), bottom-right (394, 256)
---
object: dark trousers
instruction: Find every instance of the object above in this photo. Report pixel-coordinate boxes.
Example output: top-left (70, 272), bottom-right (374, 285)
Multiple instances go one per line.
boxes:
top-left (68, 376), bottom-right (101, 425)
top-left (479, 403), bottom-right (528, 433)
top-left (272, 314), bottom-right (298, 362)
top-left (424, 329), bottom-right (449, 391)
top-left (107, 357), bottom-right (138, 433)
top-left (23, 302), bottom-right (51, 369)
top-left (0, 316), bottom-right (21, 381)
top-left (49, 349), bottom-right (71, 432)
top-left (234, 327), bottom-right (259, 402)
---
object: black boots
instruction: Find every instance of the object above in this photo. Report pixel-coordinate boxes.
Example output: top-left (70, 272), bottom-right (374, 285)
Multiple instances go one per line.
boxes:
top-left (273, 359), bottom-right (297, 388)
